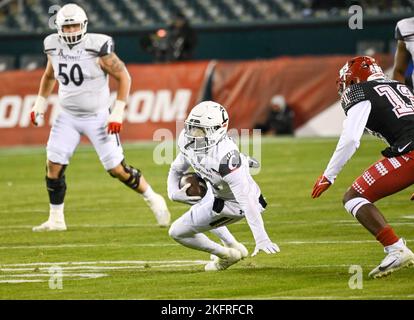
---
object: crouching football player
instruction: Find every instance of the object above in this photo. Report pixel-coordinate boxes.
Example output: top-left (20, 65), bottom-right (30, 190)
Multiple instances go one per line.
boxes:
top-left (167, 101), bottom-right (279, 271)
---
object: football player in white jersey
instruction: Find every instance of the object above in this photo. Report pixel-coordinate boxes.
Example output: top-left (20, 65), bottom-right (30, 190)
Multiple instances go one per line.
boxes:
top-left (393, 17), bottom-right (414, 86)
top-left (30, 3), bottom-right (170, 231)
top-left (167, 101), bottom-right (280, 271)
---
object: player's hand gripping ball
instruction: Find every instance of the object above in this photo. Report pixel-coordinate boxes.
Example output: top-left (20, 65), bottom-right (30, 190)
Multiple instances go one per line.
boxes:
top-left (179, 173), bottom-right (208, 198)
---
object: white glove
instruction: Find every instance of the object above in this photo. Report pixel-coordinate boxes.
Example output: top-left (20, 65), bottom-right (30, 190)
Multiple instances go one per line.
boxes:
top-left (252, 239), bottom-right (280, 256)
top-left (30, 96), bottom-right (47, 126)
top-left (171, 183), bottom-right (202, 205)
top-left (107, 100), bottom-right (126, 134)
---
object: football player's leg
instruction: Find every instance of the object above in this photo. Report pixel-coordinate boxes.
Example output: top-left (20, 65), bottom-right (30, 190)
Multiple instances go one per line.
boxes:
top-left (107, 161), bottom-right (170, 227)
top-left (343, 155), bottom-right (414, 278)
top-left (33, 112), bottom-right (81, 232)
top-left (169, 194), bottom-right (242, 271)
top-left (209, 227), bottom-right (248, 259)
top-left (169, 193), bottom-right (242, 271)
top-left (85, 110), bottom-right (170, 226)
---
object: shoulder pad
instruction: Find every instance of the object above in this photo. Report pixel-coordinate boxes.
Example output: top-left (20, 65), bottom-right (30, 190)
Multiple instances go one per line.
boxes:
top-left (395, 17), bottom-right (414, 41)
top-left (341, 83), bottom-right (367, 115)
top-left (219, 150), bottom-right (242, 177)
top-left (84, 33), bottom-right (114, 56)
top-left (43, 34), bottom-right (59, 54)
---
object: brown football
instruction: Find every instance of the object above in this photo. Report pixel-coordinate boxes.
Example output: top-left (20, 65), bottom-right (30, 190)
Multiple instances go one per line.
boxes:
top-left (179, 173), bottom-right (208, 198)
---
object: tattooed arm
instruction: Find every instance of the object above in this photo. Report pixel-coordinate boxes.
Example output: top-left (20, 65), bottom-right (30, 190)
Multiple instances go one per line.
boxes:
top-left (99, 53), bottom-right (131, 102)
top-left (99, 52), bottom-right (131, 134)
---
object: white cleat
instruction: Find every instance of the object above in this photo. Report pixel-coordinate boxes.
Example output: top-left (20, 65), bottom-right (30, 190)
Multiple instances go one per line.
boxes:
top-left (32, 220), bottom-right (67, 232)
top-left (145, 193), bottom-right (171, 227)
top-left (205, 248), bottom-right (242, 272)
top-left (227, 242), bottom-right (248, 258)
top-left (369, 239), bottom-right (414, 279)
top-left (210, 241), bottom-right (248, 261)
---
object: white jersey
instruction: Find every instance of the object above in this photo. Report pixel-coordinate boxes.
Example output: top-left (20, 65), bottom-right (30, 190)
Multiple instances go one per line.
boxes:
top-left (44, 33), bottom-right (113, 116)
top-left (395, 17), bottom-right (414, 84)
top-left (168, 130), bottom-right (270, 244)
top-left (169, 130), bottom-right (261, 201)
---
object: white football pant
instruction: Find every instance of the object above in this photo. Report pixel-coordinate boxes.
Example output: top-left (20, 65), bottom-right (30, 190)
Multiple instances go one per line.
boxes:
top-left (46, 109), bottom-right (124, 170)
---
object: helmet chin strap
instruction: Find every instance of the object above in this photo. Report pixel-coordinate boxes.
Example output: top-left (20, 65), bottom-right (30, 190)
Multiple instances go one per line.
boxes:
top-left (367, 73), bottom-right (385, 81)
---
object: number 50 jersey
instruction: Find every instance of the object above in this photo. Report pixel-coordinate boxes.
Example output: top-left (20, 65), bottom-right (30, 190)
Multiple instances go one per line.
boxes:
top-left (43, 33), bottom-right (114, 116)
top-left (341, 79), bottom-right (414, 157)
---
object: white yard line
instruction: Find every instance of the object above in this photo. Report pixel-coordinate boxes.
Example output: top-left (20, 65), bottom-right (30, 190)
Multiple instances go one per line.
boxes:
top-left (2, 260), bottom-right (209, 267)
top-left (2, 219), bottom-right (414, 230)
top-left (0, 260), bottom-right (210, 285)
top-left (0, 239), bottom-right (412, 251)
top-left (0, 273), bottom-right (106, 278)
top-left (0, 280), bottom-right (45, 284)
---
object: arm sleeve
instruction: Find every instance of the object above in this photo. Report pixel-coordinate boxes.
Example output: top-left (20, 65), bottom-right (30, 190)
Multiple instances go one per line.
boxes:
top-left (167, 152), bottom-right (191, 200)
top-left (323, 100), bottom-right (371, 183)
top-left (223, 167), bottom-right (270, 244)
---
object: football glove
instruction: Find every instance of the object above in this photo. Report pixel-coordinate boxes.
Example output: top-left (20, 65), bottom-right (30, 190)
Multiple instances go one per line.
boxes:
top-left (107, 100), bottom-right (126, 134)
top-left (311, 174), bottom-right (332, 198)
top-left (30, 96), bottom-right (47, 126)
top-left (252, 239), bottom-right (280, 257)
top-left (171, 183), bottom-right (202, 205)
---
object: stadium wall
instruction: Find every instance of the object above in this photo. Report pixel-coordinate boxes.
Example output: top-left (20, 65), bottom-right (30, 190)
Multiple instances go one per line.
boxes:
top-left (0, 54), bottom-right (392, 146)
top-left (0, 15), bottom-right (402, 65)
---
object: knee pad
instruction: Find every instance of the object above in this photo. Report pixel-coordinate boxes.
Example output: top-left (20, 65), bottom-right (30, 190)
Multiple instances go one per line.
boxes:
top-left (344, 197), bottom-right (371, 218)
top-left (110, 160), bottom-right (142, 190)
top-left (46, 164), bottom-right (67, 178)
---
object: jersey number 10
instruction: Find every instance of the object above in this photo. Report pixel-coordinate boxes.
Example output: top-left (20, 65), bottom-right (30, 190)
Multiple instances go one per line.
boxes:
top-left (374, 84), bottom-right (414, 118)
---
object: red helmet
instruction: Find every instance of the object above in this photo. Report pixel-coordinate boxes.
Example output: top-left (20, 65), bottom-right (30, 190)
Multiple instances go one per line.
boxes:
top-left (336, 56), bottom-right (385, 96)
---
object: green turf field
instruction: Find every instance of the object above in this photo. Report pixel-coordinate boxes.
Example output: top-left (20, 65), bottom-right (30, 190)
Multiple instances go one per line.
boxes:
top-left (0, 136), bottom-right (413, 300)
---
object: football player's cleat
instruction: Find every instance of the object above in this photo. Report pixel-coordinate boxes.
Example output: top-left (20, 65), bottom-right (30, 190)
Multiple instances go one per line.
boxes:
top-left (210, 241), bottom-right (248, 261)
top-left (205, 248), bottom-right (242, 272)
top-left (32, 219), bottom-right (67, 232)
top-left (369, 239), bottom-right (414, 279)
top-left (144, 193), bottom-right (171, 227)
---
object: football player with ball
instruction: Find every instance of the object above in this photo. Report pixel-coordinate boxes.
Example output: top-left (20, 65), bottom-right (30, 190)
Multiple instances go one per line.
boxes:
top-left (167, 101), bottom-right (279, 271)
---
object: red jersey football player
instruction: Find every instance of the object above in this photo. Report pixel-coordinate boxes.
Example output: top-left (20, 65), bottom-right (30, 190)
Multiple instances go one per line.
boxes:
top-left (312, 56), bottom-right (414, 278)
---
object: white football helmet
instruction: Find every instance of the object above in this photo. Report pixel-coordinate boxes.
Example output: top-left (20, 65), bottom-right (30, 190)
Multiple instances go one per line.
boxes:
top-left (55, 4), bottom-right (88, 45)
top-left (184, 101), bottom-right (229, 152)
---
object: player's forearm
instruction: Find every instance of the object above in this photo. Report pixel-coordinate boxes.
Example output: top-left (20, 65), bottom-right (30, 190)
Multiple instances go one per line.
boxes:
top-left (392, 69), bottom-right (406, 84)
top-left (225, 170), bottom-right (270, 244)
top-left (38, 74), bottom-right (56, 98)
top-left (115, 71), bottom-right (131, 103)
top-left (243, 198), bottom-right (270, 244)
top-left (323, 101), bottom-right (371, 182)
top-left (392, 40), bottom-right (410, 84)
top-left (167, 169), bottom-right (181, 200)
top-left (167, 153), bottom-right (191, 200)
